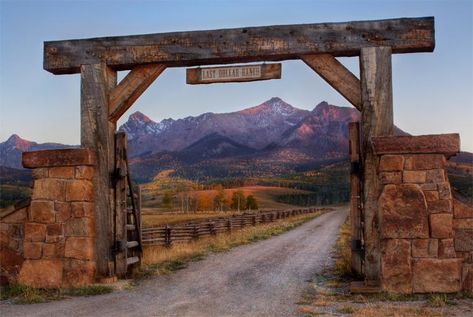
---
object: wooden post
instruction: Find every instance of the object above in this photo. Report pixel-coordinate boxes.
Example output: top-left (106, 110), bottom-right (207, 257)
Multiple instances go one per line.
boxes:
top-left (80, 63), bottom-right (116, 278)
top-left (349, 122), bottom-right (363, 275)
top-left (359, 47), bottom-right (394, 284)
top-left (114, 132), bottom-right (128, 275)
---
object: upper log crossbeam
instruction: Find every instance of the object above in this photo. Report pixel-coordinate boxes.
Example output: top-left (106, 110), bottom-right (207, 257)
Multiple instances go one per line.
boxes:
top-left (44, 17), bottom-right (434, 74)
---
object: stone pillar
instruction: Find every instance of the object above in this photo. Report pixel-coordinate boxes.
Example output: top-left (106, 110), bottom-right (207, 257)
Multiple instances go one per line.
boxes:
top-left (372, 134), bottom-right (471, 294)
top-left (15, 148), bottom-right (97, 288)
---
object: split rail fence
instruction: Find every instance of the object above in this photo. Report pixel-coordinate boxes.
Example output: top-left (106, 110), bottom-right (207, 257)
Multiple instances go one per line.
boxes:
top-left (141, 207), bottom-right (325, 246)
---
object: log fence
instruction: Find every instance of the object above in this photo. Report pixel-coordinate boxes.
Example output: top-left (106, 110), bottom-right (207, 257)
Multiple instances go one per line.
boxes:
top-left (141, 207), bottom-right (325, 246)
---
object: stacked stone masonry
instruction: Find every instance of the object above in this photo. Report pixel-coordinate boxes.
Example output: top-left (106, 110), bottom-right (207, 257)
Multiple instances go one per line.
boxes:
top-left (374, 134), bottom-right (473, 294)
top-left (0, 149), bottom-right (96, 288)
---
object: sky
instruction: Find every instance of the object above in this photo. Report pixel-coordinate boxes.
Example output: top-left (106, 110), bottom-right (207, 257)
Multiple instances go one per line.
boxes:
top-left (0, 0), bottom-right (472, 151)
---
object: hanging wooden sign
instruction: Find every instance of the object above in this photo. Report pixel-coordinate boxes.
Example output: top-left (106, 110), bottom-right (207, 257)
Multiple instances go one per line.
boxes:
top-left (186, 63), bottom-right (281, 84)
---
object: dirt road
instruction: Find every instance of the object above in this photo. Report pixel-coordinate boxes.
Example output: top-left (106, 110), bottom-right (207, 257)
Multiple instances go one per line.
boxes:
top-left (1, 207), bottom-right (347, 317)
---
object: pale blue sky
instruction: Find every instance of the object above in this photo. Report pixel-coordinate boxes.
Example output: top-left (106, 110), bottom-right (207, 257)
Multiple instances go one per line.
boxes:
top-left (1, 0), bottom-right (472, 151)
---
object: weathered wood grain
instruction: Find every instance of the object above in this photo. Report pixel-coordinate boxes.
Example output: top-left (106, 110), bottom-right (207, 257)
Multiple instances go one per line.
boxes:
top-left (114, 132), bottom-right (128, 276)
top-left (186, 63), bottom-right (281, 84)
top-left (302, 54), bottom-right (361, 110)
top-left (360, 46), bottom-right (394, 284)
top-left (22, 148), bottom-right (96, 168)
top-left (80, 63), bottom-right (115, 278)
top-left (371, 134), bottom-right (460, 157)
top-left (348, 122), bottom-right (363, 275)
top-left (44, 17), bottom-right (434, 74)
top-left (109, 64), bottom-right (166, 122)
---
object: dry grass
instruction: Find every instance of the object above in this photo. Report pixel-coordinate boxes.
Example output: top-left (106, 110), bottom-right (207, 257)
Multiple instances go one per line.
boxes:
top-left (140, 211), bottom-right (324, 276)
top-left (351, 304), bottom-right (445, 317)
top-left (0, 284), bottom-right (113, 304)
top-left (333, 216), bottom-right (353, 278)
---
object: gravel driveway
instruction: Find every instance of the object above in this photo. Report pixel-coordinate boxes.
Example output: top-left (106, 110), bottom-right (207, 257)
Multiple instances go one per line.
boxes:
top-left (1, 207), bottom-right (347, 317)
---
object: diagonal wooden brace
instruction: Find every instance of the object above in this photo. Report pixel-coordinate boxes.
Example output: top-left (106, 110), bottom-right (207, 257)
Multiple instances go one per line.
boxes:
top-left (301, 54), bottom-right (362, 111)
top-left (109, 64), bottom-right (166, 122)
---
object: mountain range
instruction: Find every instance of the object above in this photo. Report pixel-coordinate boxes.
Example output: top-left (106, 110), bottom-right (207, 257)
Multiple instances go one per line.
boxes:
top-left (1, 97), bottom-right (471, 183)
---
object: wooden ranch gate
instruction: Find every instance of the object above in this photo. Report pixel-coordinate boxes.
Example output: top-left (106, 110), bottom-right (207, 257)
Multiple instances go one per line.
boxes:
top-left (43, 17), bottom-right (435, 283)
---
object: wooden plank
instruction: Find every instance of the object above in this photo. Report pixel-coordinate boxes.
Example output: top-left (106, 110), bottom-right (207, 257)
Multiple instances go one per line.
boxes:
top-left (114, 132), bottom-right (127, 276)
top-left (80, 63), bottom-right (115, 278)
top-left (186, 63), bottom-right (281, 84)
top-left (44, 17), bottom-right (435, 74)
top-left (371, 134), bottom-right (460, 157)
top-left (108, 64), bottom-right (166, 122)
top-left (22, 148), bottom-right (95, 168)
top-left (359, 46), bottom-right (393, 283)
top-left (302, 54), bottom-right (361, 111)
top-left (126, 256), bottom-right (140, 266)
top-left (348, 122), bottom-right (363, 275)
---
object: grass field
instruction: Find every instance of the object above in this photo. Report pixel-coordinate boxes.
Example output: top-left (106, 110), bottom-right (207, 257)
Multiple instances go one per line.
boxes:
top-left (141, 185), bottom-right (313, 226)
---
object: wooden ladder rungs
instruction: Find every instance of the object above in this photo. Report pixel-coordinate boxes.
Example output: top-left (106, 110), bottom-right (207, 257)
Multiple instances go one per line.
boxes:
top-left (126, 256), bottom-right (140, 266)
top-left (126, 224), bottom-right (136, 230)
top-left (126, 241), bottom-right (139, 248)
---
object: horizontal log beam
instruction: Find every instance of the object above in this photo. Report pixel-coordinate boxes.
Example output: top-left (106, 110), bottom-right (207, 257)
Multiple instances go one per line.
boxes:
top-left (109, 64), bottom-right (166, 122)
top-left (371, 134), bottom-right (460, 157)
top-left (302, 54), bottom-right (362, 110)
top-left (44, 17), bottom-right (435, 74)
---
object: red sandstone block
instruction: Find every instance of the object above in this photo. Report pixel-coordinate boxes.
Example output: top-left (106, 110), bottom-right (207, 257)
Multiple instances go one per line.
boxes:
top-left (32, 179), bottom-right (66, 201)
top-left (404, 154), bottom-right (446, 170)
top-left (381, 239), bottom-right (412, 293)
top-left (424, 191), bottom-right (439, 202)
top-left (437, 182), bottom-right (452, 200)
top-left (46, 223), bottom-right (63, 236)
top-left (426, 169), bottom-right (446, 183)
top-left (453, 218), bottom-right (473, 230)
top-left (430, 213), bottom-right (453, 238)
top-left (379, 172), bottom-right (402, 185)
top-left (65, 237), bottom-right (94, 260)
top-left (403, 171), bottom-right (426, 183)
top-left (49, 167), bottom-right (75, 179)
top-left (18, 259), bottom-right (63, 288)
top-left (439, 239), bottom-right (456, 258)
top-left (379, 155), bottom-right (404, 172)
top-left (379, 184), bottom-right (429, 239)
top-left (454, 229), bottom-right (473, 252)
top-left (42, 242), bottom-right (64, 259)
top-left (24, 223), bottom-right (46, 242)
top-left (55, 202), bottom-right (71, 222)
top-left (71, 202), bottom-right (94, 218)
top-left (29, 201), bottom-right (55, 224)
top-left (62, 259), bottom-right (96, 288)
top-left (412, 239), bottom-right (438, 258)
top-left (421, 183), bottom-right (437, 191)
top-left (412, 258), bottom-right (462, 293)
top-left (428, 199), bottom-right (452, 213)
top-left (74, 166), bottom-right (94, 180)
top-left (23, 242), bottom-right (42, 259)
top-left (32, 168), bottom-right (48, 179)
top-left (65, 180), bottom-right (94, 202)
top-left (64, 218), bottom-right (95, 237)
